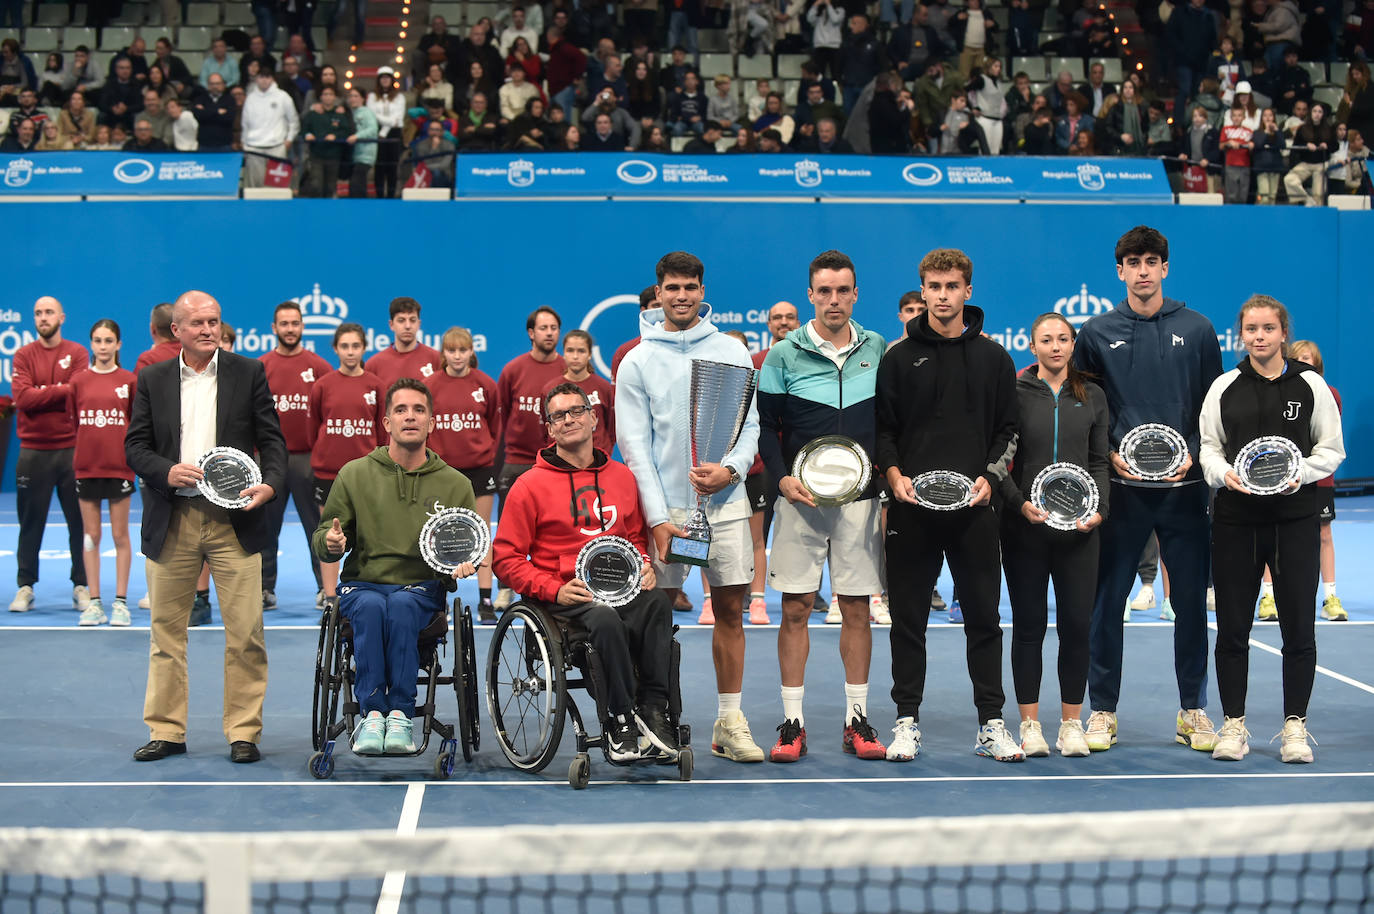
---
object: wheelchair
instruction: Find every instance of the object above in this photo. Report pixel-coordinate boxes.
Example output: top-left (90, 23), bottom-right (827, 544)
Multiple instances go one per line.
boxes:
top-left (309, 598), bottom-right (481, 779)
top-left (485, 601), bottom-right (693, 789)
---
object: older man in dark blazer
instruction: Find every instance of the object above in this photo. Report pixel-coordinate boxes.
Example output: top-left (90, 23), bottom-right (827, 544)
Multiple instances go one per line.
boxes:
top-left (125, 290), bottom-right (287, 764)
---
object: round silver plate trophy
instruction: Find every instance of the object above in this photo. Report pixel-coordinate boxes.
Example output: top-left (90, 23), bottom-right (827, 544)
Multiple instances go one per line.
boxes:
top-left (1234, 436), bottom-right (1303, 496)
top-left (196, 446), bottom-right (262, 509)
top-left (418, 505), bottom-right (491, 575)
top-left (912, 470), bottom-right (976, 511)
top-left (791, 435), bottom-right (872, 507)
top-left (1118, 423), bottom-right (1189, 480)
top-left (575, 535), bottom-right (644, 607)
top-left (1030, 462), bottom-right (1100, 531)
top-left (666, 358), bottom-right (758, 568)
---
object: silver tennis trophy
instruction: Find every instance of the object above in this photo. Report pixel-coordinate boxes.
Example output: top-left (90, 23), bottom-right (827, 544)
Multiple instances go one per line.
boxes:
top-left (666, 359), bottom-right (757, 567)
top-left (418, 503), bottom-right (491, 574)
top-left (196, 446), bottom-right (262, 509)
top-left (1118, 423), bottom-right (1189, 480)
top-left (912, 470), bottom-right (976, 511)
top-left (1234, 436), bottom-right (1303, 495)
top-left (1030, 462), bottom-right (1100, 531)
top-left (576, 535), bottom-right (644, 607)
top-left (792, 435), bottom-right (872, 507)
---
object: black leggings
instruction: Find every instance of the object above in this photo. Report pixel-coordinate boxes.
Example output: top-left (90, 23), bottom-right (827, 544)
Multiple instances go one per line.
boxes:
top-left (1002, 511), bottom-right (1098, 707)
top-left (375, 128), bottom-right (401, 198)
top-left (1212, 515), bottom-right (1320, 720)
top-left (886, 501), bottom-right (1005, 723)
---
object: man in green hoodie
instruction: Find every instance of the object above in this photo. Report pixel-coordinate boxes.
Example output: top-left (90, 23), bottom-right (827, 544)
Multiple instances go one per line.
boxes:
top-left (313, 378), bottom-right (477, 756)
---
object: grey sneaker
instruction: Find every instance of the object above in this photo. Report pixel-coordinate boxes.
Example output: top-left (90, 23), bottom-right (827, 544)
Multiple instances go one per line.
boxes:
top-left (9, 585), bottom-right (34, 613)
top-left (73, 585), bottom-right (92, 610)
top-left (79, 599), bottom-right (107, 626)
top-left (109, 598), bottom-right (132, 627)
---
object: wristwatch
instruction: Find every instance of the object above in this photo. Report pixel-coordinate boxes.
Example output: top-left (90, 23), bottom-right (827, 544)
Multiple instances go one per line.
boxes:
top-left (727, 466), bottom-right (741, 487)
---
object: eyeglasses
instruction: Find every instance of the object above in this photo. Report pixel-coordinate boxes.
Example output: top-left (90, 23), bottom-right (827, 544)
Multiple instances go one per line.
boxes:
top-left (546, 405), bottom-right (590, 425)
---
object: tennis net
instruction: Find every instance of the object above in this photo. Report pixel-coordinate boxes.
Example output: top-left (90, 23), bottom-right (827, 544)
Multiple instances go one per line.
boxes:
top-left (2, 801), bottom-right (1371, 913)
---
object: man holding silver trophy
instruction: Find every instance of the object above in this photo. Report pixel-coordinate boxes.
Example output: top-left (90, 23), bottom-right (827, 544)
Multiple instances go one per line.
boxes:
top-left (493, 382), bottom-right (677, 764)
top-left (757, 250), bottom-right (889, 764)
top-left (1073, 226), bottom-right (1224, 755)
top-left (875, 248), bottom-right (1024, 764)
top-left (616, 251), bottom-right (766, 764)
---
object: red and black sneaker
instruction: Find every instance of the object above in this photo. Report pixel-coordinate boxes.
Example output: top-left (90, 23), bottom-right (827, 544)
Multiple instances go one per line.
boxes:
top-left (843, 712), bottom-right (887, 760)
top-left (769, 718), bottom-right (807, 762)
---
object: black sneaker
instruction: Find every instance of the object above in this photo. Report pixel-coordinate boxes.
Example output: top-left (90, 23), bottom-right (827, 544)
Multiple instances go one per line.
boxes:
top-left (606, 715), bottom-right (639, 763)
top-left (477, 600), bottom-right (497, 625)
top-left (637, 706), bottom-right (679, 763)
top-left (262, 590), bottom-right (278, 611)
top-left (189, 593), bottom-right (212, 627)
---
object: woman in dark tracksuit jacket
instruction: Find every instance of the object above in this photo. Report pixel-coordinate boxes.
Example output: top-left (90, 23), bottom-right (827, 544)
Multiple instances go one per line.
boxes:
top-left (999, 312), bottom-right (1109, 760)
top-left (1199, 295), bottom-right (1344, 765)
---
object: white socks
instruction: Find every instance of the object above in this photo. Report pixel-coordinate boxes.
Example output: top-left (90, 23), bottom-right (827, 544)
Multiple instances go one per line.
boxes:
top-left (717, 692), bottom-right (742, 720)
top-left (781, 685), bottom-right (804, 725)
top-left (1324, 581), bottom-right (1338, 599)
top-left (845, 682), bottom-right (868, 724)
top-left (1261, 581), bottom-right (1274, 597)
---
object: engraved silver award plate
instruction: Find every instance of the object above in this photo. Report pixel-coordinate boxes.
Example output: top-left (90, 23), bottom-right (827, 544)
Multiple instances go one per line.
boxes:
top-left (418, 505), bottom-right (490, 574)
top-left (196, 446), bottom-right (262, 509)
top-left (1234, 436), bottom-right (1302, 496)
top-left (667, 359), bottom-right (757, 567)
top-left (912, 470), bottom-right (976, 511)
top-left (1030, 462), bottom-right (1100, 531)
top-left (1119, 423), bottom-right (1189, 480)
top-left (576, 535), bottom-right (643, 607)
top-left (792, 435), bottom-right (872, 507)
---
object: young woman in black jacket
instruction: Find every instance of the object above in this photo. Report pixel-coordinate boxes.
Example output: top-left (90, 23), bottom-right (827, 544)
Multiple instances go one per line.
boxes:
top-left (1199, 295), bottom-right (1345, 764)
top-left (999, 312), bottom-right (1109, 759)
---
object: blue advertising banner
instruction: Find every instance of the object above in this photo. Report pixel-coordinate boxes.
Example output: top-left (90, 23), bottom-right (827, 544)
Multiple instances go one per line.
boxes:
top-left (456, 153), bottom-right (1172, 201)
top-left (0, 152), bottom-right (241, 196)
top-left (0, 200), bottom-right (1366, 480)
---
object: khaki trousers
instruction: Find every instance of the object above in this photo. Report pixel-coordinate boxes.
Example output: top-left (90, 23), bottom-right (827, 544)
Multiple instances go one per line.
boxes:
top-left (144, 498), bottom-right (266, 744)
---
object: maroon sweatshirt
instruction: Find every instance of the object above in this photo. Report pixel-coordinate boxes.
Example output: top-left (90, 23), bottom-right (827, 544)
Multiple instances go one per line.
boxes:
top-left (13, 339), bottom-right (89, 449)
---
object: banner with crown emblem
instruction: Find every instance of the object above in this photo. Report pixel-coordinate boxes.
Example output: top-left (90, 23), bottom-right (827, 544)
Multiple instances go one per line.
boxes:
top-left (454, 154), bottom-right (1171, 200)
top-left (0, 153), bottom-right (242, 196)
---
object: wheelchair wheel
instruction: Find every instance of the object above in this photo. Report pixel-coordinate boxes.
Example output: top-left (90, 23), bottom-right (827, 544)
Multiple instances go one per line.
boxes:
top-left (486, 604), bottom-right (565, 772)
top-left (677, 747), bottom-right (693, 782)
top-left (453, 602), bottom-right (481, 762)
top-left (569, 753), bottom-right (590, 790)
top-left (311, 603), bottom-right (342, 752)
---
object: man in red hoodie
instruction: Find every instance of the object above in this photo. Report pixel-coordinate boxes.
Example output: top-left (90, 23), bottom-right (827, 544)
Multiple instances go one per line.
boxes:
top-left (9, 296), bottom-right (90, 613)
top-left (493, 382), bottom-right (676, 764)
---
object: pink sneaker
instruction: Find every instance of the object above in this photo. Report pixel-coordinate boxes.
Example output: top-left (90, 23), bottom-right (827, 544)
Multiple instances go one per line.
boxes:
top-left (748, 596), bottom-right (770, 625)
top-left (697, 596), bottom-right (715, 625)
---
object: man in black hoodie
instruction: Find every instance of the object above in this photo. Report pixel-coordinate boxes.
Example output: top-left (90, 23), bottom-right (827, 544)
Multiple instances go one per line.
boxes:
top-left (1073, 225), bottom-right (1223, 755)
top-left (875, 248), bottom-right (1023, 763)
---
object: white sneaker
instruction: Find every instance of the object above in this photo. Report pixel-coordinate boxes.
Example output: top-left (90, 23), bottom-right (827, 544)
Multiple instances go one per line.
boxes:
top-left (824, 604), bottom-right (843, 624)
top-left (1275, 716), bottom-right (1315, 764)
top-left (493, 587), bottom-right (515, 611)
top-left (73, 585), bottom-right (91, 611)
top-left (975, 718), bottom-right (1026, 762)
top-left (383, 710), bottom-right (415, 754)
top-left (869, 594), bottom-right (890, 625)
top-left (1056, 719), bottom-right (1091, 757)
top-left (79, 599), bottom-right (107, 626)
top-left (1123, 604), bottom-right (1132, 623)
top-left (1019, 719), bottom-right (1050, 757)
top-left (315, 589), bottom-right (326, 610)
top-left (1129, 584), bottom-right (1156, 611)
top-left (1176, 708), bottom-right (1219, 751)
top-left (1160, 598), bottom-right (1175, 622)
top-left (1211, 716), bottom-right (1249, 761)
top-left (352, 710), bottom-right (385, 755)
top-left (138, 594), bottom-right (151, 610)
top-left (1085, 710), bottom-right (1118, 751)
top-left (109, 598), bottom-right (131, 627)
top-left (8, 585), bottom-right (34, 613)
top-left (1206, 586), bottom-right (1216, 613)
top-left (710, 709), bottom-right (765, 762)
top-left (886, 716), bottom-right (921, 761)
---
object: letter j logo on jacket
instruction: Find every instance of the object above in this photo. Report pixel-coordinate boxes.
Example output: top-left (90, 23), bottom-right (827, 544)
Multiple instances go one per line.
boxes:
top-left (1284, 401), bottom-right (1301, 421)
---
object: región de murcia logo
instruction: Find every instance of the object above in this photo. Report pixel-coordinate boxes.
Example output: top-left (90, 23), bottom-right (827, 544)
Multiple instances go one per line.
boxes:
top-left (274, 392), bottom-right (309, 414)
top-left (325, 417), bottom-right (373, 438)
top-left (80, 408), bottom-right (126, 429)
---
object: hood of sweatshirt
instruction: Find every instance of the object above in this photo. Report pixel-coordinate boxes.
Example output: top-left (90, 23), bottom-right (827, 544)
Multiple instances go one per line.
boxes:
top-left (534, 445), bottom-right (614, 534)
top-left (905, 304), bottom-right (988, 421)
top-left (366, 445), bottom-right (451, 505)
top-left (639, 302), bottom-right (720, 346)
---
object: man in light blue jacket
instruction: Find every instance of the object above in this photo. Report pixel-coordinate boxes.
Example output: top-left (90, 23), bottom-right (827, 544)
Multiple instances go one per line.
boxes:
top-left (616, 251), bottom-right (765, 764)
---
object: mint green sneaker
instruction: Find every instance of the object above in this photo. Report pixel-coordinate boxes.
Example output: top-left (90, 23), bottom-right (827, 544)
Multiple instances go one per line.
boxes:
top-left (352, 711), bottom-right (386, 755)
top-left (384, 710), bottom-right (415, 754)
top-left (110, 599), bottom-right (131, 627)
top-left (79, 599), bottom-right (107, 626)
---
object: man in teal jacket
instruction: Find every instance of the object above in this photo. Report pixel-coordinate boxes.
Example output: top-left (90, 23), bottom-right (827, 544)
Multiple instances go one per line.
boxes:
top-left (313, 378), bottom-right (477, 756)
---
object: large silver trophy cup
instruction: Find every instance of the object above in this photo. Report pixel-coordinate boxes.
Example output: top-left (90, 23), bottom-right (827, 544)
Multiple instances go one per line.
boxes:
top-left (666, 359), bottom-right (757, 567)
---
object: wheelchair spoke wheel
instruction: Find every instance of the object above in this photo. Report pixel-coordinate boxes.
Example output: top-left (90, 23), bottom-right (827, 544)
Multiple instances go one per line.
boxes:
top-left (486, 605), bottom-right (564, 772)
top-left (454, 603), bottom-right (480, 762)
top-left (311, 604), bottom-right (340, 752)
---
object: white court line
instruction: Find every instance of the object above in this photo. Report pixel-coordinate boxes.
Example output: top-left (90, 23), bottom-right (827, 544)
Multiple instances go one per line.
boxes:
top-left (1208, 621), bottom-right (1374, 695)
top-left (375, 783), bottom-right (425, 914)
top-left (5, 771), bottom-right (1374, 789)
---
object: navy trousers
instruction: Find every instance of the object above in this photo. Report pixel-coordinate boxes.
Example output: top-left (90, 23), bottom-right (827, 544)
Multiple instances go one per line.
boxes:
top-left (339, 580), bottom-right (444, 717)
